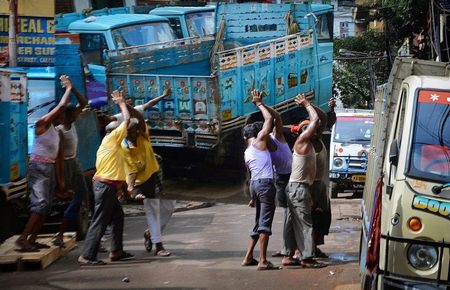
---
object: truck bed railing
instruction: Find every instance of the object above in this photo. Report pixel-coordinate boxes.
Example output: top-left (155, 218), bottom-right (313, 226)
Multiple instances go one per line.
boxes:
top-left (216, 31), bottom-right (313, 71)
top-left (107, 36), bottom-right (215, 75)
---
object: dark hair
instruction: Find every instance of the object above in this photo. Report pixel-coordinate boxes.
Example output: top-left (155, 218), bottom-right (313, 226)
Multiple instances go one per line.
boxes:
top-left (242, 121), bottom-right (263, 139)
top-left (64, 104), bottom-right (76, 115)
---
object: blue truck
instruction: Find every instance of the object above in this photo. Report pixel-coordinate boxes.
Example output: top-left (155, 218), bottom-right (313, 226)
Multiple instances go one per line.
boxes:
top-left (106, 3), bottom-right (334, 152)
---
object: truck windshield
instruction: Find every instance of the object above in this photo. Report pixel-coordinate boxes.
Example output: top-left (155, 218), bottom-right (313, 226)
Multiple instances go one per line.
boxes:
top-left (333, 116), bottom-right (374, 144)
top-left (408, 89), bottom-right (450, 183)
top-left (112, 22), bottom-right (176, 49)
top-left (185, 11), bottom-right (215, 37)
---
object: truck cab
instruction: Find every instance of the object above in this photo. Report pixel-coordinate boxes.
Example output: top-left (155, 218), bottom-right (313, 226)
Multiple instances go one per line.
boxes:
top-left (360, 58), bottom-right (450, 289)
top-left (329, 109), bottom-right (374, 198)
top-left (149, 6), bottom-right (215, 39)
top-left (67, 14), bottom-right (176, 107)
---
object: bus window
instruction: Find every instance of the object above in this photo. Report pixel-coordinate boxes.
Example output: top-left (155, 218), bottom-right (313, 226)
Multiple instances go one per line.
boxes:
top-left (80, 34), bottom-right (107, 66)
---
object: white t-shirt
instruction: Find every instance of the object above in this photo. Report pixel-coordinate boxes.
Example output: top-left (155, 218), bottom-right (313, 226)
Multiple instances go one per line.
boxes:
top-left (114, 105), bottom-right (145, 123)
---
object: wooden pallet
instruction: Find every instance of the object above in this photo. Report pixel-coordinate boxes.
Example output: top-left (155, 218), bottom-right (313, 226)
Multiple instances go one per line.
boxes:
top-left (0, 232), bottom-right (77, 271)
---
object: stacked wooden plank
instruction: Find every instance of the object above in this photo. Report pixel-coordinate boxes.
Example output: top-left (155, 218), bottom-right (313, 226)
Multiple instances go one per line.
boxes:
top-left (0, 232), bottom-right (76, 272)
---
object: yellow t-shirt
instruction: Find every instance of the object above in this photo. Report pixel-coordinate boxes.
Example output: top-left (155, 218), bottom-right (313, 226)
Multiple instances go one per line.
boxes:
top-left (122, 128), bottom-right (159, 186)
top-left (94, 122), bottom-right (128, 181)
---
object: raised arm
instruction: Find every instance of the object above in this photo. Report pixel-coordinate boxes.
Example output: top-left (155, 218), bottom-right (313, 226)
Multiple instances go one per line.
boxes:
top-left (311, 103), bottom-right (328, 135)
top-left (294, 94), bottom-right (319, 144)
top-left (71, 83), bottom-right (89, 119)
top-left (111, 90), bottom-right (130, 127)
top-left (263, 103), bottom-right (285, 142)
top-left (35, 75), bottom-right (72, 135)
top-left (142, 87), bottom-right (172, 111)
top-left (252, 90), bottom-right (273, 150)
top-left (327, 97), bottom-right (336, 129)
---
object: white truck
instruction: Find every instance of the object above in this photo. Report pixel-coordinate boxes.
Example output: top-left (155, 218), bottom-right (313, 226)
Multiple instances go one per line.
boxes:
top-left (359, 58), bottom-right (450, 289)
top-left (329, 109), bottom-right (374, 198)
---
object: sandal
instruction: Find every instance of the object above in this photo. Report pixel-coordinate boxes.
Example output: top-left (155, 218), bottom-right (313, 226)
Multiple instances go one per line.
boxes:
top-left (15, 239), bottom-right (39, 252)
top-left (241, 258), bottom-right (259, 266)
top-left (52, 237), bottom-right (65, 247)
top-left (98, 242), bottom-right (107, 253)
top-left (301, 259), bottom-right (327, 268)
top-left (257, 261), bottom-right (281, 271)
top-left (315, 248), bottom-right (328, 258)
top-left (144, 229), bottom-right (152, 252)
top-left (155, 249), bottom-right (171, 257)
top-left (78, 257), bottom-right (107, 266)
top-left (110, 251), bottom-right (135, 261)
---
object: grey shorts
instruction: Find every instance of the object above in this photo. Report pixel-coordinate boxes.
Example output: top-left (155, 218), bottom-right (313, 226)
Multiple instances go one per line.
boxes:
top-left (249, 178), bottom-right (276, 238)
top-left (29, 161), bottom-right (56, 215)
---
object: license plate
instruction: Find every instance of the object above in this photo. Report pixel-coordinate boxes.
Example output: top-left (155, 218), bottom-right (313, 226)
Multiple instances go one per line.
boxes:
top-left (352, 175), bottom-right (366, 183)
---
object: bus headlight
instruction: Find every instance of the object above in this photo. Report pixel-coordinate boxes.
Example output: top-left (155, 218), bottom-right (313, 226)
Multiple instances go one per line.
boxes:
top-left (333, 158), bottom-right (344, 168)
top-left (407, 244), bottom-right (438, 270)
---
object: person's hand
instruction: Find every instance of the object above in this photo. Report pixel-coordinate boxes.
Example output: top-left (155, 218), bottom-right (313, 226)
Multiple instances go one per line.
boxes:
top-left (328, 97), bottom-right (336, 110)
top-left (162, 87), bottom-right (172, 97)
top-left (111, 90), bottom-right (125, 105)
top-left (60, 75), bottom-right (72, 90)
top-left (294, 93), bottom-right (308, 107)
top-left (127, 183), bottom-right (134, 193)
top-left (252, 89), bottom-right (263, 106)
top-left (248, 198), bottom-right (255, 208)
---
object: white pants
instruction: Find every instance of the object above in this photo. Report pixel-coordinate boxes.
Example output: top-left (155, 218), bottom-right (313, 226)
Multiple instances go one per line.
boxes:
top-left (143, 198), bottom-right (176, 244)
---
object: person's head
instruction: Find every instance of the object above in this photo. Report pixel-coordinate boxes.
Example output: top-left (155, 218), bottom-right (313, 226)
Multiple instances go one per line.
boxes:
top-left (63, 104), bottom-right (77, 124)
top-left (291, 119), bottom-right (310, 136)
top-left (126, 118), bottom-right (140, 143)
top-left (125, 97), bottom-right (133, 106)
top-left (242, 121), bottom-right (263, 144)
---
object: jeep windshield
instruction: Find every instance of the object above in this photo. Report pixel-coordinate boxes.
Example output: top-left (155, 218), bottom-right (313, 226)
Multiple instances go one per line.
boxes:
top-left (185, 11), bottom-right (215, 37)
top-left (111, 22), bottom-right (176, 49)
top-left (333, 116), bottom-right (374, 144)
top-left (408, 89), bottom-right (450, 184)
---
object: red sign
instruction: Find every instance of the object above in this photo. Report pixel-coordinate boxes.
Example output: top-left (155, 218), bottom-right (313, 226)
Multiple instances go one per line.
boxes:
top-left (418, 90), bottom-right (450, 105)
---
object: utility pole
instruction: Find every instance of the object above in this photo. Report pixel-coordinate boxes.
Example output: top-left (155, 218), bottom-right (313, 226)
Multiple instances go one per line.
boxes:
top-left (8, 0), bottom-right (17, 67)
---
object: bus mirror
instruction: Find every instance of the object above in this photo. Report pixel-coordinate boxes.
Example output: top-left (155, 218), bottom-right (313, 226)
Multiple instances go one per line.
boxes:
top-left (389, 139), bottom-right (399, 166)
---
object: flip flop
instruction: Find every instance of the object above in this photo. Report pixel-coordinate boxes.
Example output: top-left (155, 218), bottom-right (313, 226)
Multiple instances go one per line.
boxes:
top-left (282, 259), bottom-right (302, 266)
top-left (257, 261), bottom-right (281, 271)
top-left (241, 258), bottom-right (259, 266)
top-left (110, 251), bottom-right (135, 261)
top-left (155, 249), bottom-right (171, 257)
top-left (78, 259), bottom-right (107, 266)
top-left (301, 261), bottom-right (327, 268)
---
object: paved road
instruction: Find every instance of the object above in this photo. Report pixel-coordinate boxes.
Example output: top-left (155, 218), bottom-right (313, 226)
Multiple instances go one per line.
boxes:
top-left (0, 197), bottom-right (362, 290)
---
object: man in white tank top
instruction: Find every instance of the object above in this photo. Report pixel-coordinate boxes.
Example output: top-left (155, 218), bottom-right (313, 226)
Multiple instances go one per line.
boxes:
top-left (282, 94), bottom-right (326, 268)
top-left (241, 90), bottom-right (280, 271)
top-left (52, 79), bottom-right (89, 247)
top-left (15, 76), bottom-right (73, 252)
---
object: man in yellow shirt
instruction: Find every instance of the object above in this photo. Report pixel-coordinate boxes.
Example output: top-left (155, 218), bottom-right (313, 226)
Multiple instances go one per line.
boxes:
top-left (123, 112), bottom-right (173, 257)
top-left (78, 91), bottom-right (134, 265)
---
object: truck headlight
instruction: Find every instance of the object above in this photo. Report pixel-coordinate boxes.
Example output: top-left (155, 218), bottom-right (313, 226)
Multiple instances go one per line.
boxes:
top-left (407, 244), bottom-right (438, 270)
top-left (333, 158), bottom-right (344, 168)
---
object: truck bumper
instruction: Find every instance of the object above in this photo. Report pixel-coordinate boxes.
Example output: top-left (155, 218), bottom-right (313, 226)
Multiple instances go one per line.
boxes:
top-left (380, 275), bottom-right (449, 290)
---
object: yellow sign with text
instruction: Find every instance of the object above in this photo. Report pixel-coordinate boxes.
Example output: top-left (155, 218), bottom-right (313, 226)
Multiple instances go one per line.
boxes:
top-left (0, 0), bottom-right (54, 18)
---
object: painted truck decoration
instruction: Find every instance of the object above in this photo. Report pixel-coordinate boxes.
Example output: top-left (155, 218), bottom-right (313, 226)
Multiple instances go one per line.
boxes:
top-left (106, 3), bottom-right (333, 148)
